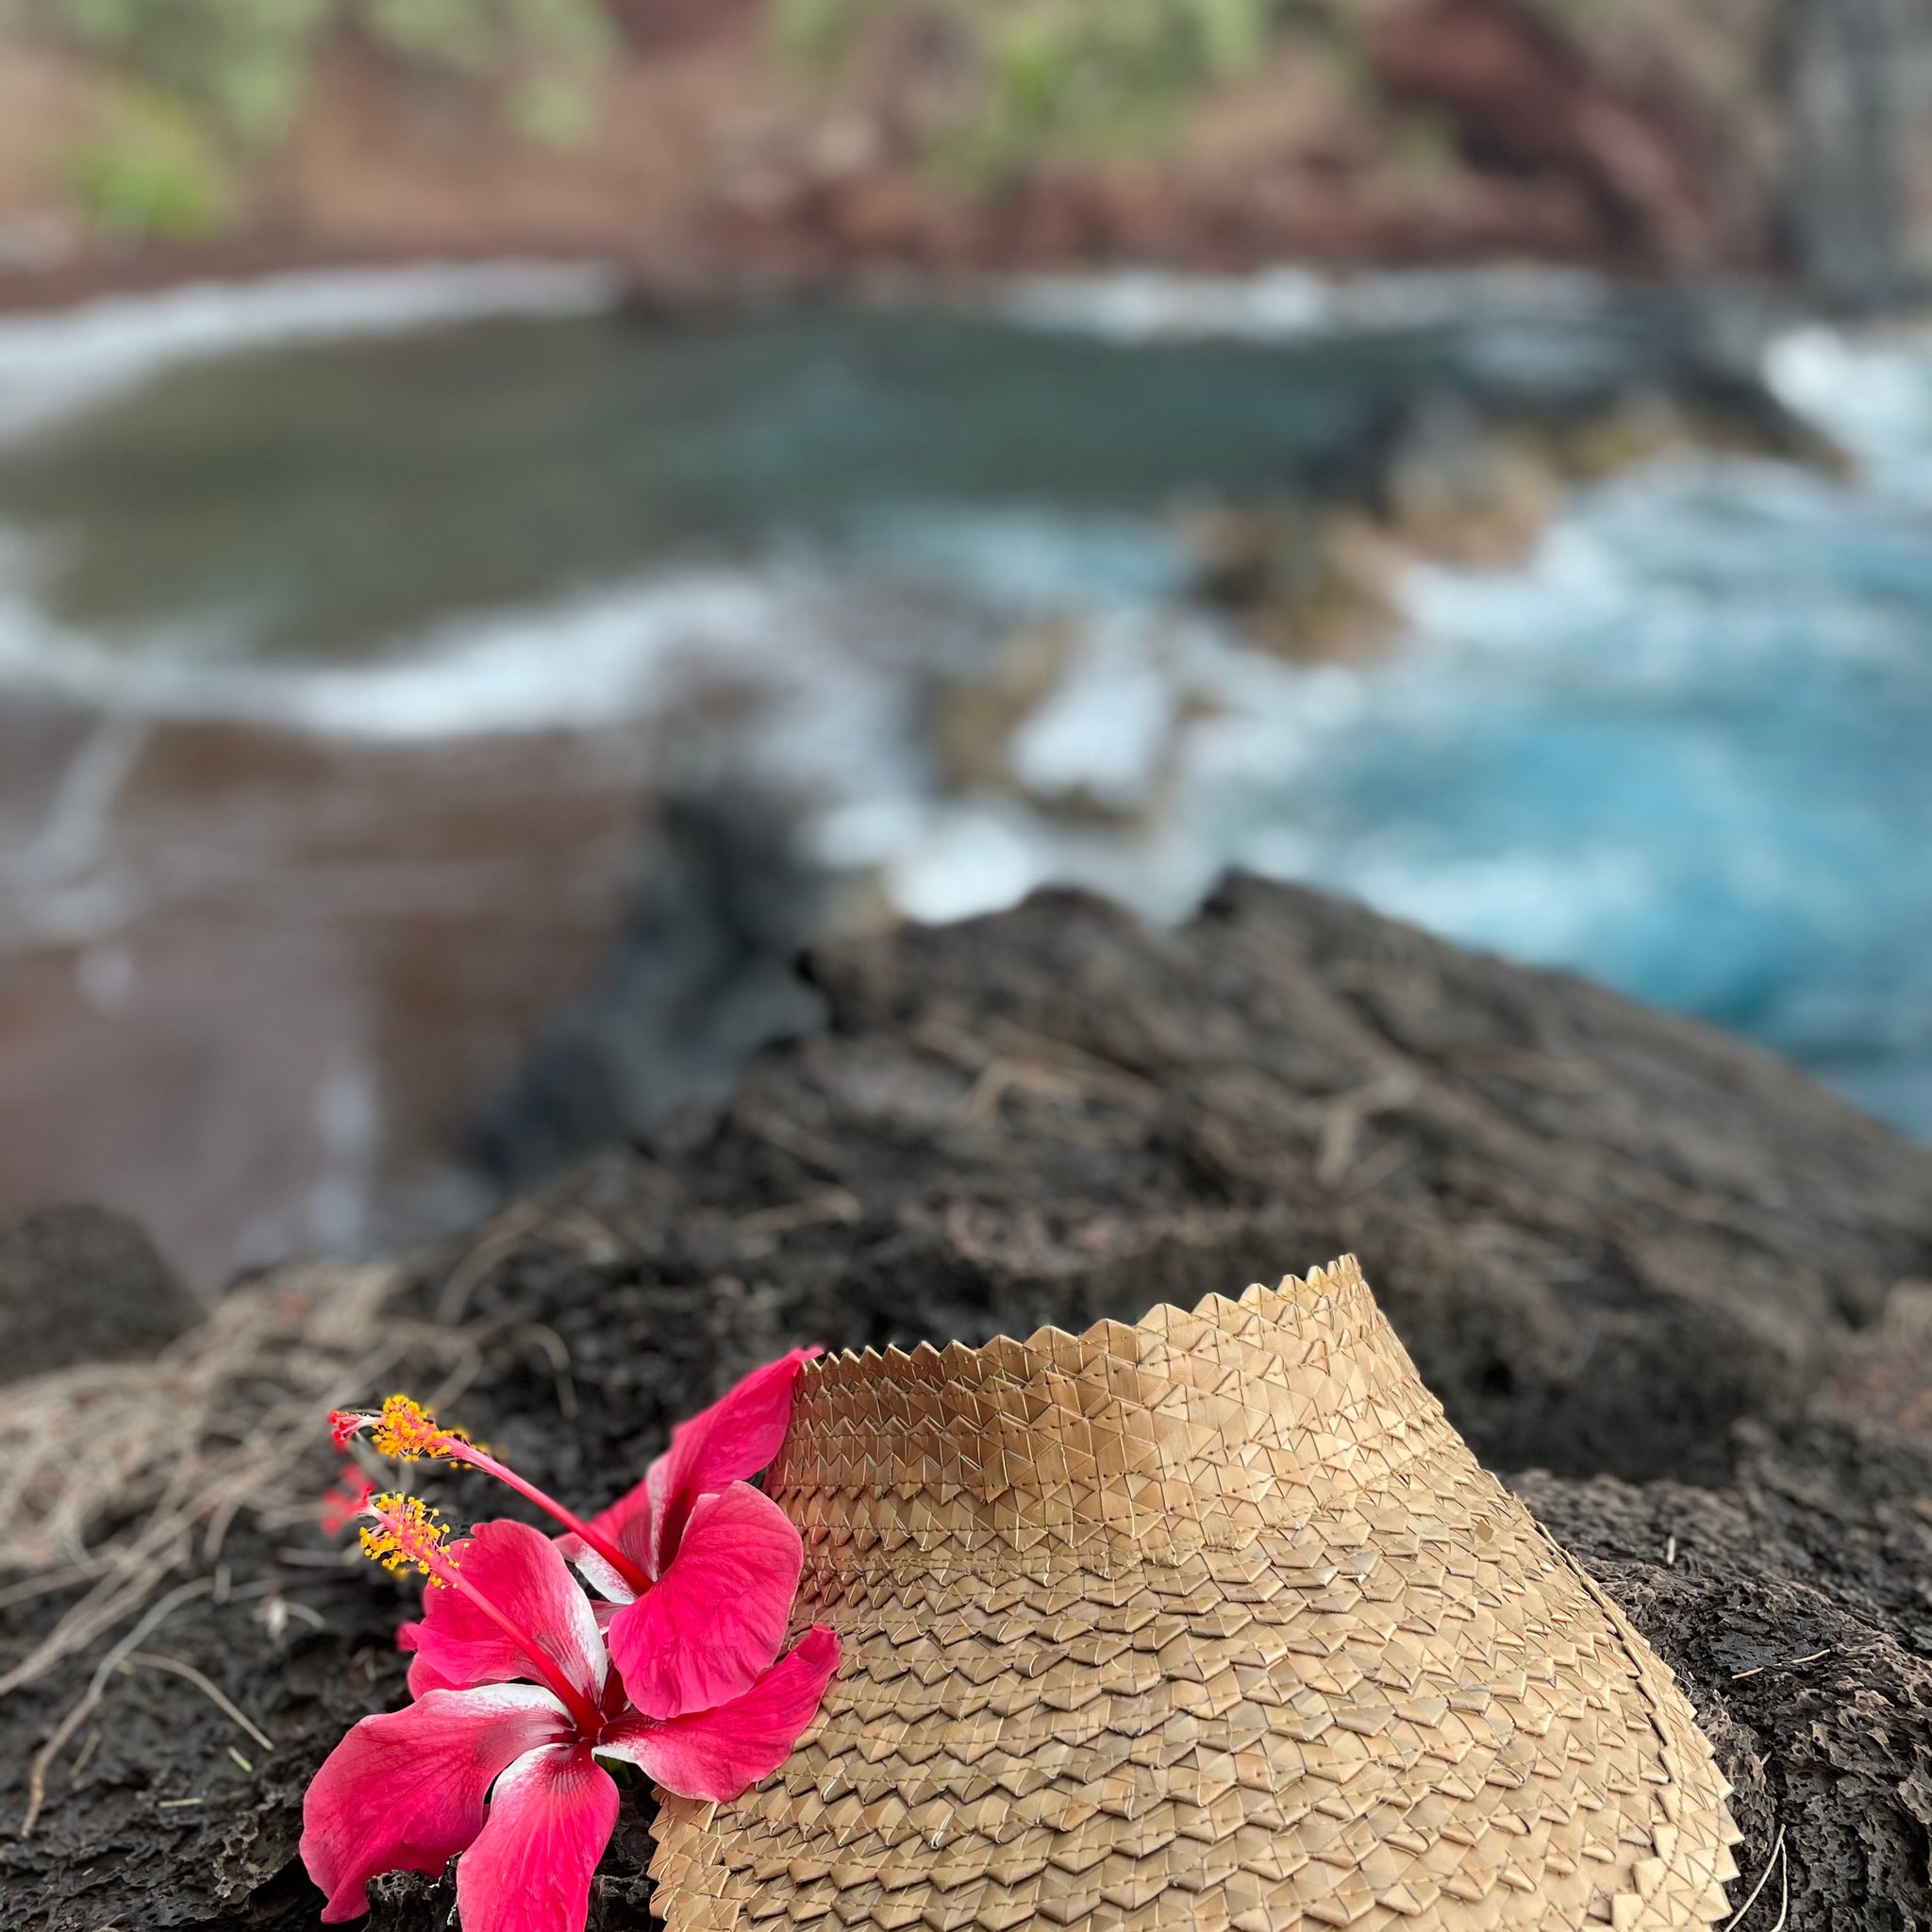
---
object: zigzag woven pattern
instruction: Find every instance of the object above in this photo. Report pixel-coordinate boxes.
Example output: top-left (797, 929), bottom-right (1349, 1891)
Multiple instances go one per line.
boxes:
top-left (649, 1257), bottom-right (1740, 1931)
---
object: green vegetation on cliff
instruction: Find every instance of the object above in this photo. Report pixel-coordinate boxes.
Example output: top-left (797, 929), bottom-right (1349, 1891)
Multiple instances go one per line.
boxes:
top-left (16, 0), bottom-right (1362, 186)
top-left (7, 0), bottom-right (613, 236)
top-left (774, 0), bottom-right (1353, 182)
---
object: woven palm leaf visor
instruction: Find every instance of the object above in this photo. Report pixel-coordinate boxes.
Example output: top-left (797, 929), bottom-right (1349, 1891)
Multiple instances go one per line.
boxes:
top-left (650, 1257), bottom-right (1740, 1932)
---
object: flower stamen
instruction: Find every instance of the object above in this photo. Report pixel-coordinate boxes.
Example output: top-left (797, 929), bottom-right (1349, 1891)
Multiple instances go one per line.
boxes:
top-left (358, 1493), bottom-right (455, 1584)
top-left (333, 1393), bottom-right (652, 1598)
top-left (374, 1395), bottom-right (475, 1460)
top-left (330, 1396), bottom-right (475, 1462)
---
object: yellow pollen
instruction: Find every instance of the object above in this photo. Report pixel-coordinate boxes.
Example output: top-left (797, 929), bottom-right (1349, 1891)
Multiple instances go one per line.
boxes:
top-left (358, 1493), bottom-right (455, 1586)
top-left (368, 1394), bottom-right (473, 1462)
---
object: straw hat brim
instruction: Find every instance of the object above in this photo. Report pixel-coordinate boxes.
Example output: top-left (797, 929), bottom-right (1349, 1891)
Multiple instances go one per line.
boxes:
top-left (649, 1257), bottom-right (1739, 1932)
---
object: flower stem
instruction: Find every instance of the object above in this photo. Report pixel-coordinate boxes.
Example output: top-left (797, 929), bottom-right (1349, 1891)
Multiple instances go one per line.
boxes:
top-left (446, 1446), bottom-right (653, 1598)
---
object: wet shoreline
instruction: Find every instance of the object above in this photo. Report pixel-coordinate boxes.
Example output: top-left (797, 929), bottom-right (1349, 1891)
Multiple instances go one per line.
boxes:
top-left (0, 695), bottom-right (654, 1287)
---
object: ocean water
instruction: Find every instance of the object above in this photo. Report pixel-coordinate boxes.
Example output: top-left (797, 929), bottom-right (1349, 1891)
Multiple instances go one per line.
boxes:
top-left (1, 268), bottom-right (1928, 1150)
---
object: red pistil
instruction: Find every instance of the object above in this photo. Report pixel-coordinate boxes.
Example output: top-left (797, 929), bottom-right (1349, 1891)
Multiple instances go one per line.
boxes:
top-left (451, 1445), bottom-right (652, 1599)
top-left (320, 1465), bottom-right (377, 1536)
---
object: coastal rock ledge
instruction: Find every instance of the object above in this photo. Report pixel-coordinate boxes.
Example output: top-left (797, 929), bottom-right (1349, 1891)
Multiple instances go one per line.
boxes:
top-left (4, 876), bottom-right (1932, 1930)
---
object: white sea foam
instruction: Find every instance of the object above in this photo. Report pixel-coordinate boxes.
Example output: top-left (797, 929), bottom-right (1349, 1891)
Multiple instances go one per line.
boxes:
top-left (996, 265), bottom-right (1607, 344)
top-left (1765, 324), bottom-right (1932, 505)
top-left (0, 558), bottom-right (871, 740)
top-left (0, 259), bottom-right (622, 444)
top-left (1340, 845), bottom-right (1657, 966)
top-left (1008, 616), bottom-right (1179, 811)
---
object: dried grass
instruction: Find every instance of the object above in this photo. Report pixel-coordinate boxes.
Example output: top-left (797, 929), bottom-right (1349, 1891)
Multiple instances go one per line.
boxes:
top-left (0, 1259), bottom-right (480, 1708)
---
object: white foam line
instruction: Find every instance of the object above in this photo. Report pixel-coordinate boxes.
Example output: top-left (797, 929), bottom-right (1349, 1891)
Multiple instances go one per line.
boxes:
top-left (993, 264), bottom-right (1608, 344)
top-left (6, 710), bottom-right (148, 887)
top-left (0, 259), bottom-right (625, 444)
top-left (1765, 323), bottom-right (1932, 506)
top-left (0, 561), bottom-right (869, 741)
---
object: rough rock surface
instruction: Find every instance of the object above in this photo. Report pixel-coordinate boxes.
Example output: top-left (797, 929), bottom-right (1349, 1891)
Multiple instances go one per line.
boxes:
top-left (4, 879), bottom-right (1932, 1929)
top-left (0, 1203), bottom-right (203, 1384)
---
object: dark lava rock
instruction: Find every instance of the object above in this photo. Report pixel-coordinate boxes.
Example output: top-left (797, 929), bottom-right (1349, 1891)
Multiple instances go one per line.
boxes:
top-left (473, 782), bottom-right (828, 1190)
top-left (5, 879), bottom-right (1932, 1929)
top-left (0, 1202), bottom-right (202, 1383)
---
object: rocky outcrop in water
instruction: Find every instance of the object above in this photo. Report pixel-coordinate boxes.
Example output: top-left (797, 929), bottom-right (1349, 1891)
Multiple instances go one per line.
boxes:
top-left (1174, 299), bottom-right (1843, 662)
top-left (4, 879), bottom-right (1932, 1928)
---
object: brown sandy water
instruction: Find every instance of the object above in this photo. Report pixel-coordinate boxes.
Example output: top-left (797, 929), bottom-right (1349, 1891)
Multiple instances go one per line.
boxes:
top-left (0, 696), bottom-right (651, 1287)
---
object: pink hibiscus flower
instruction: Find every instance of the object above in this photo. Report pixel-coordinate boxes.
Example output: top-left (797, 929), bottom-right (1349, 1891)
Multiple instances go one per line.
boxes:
top-left (301, 1492), bottom-right (839, 1932)
top-left (331, 1349), bottom-right (819, 1722)
top-left (551, 1348), bottom-right (821, 1718)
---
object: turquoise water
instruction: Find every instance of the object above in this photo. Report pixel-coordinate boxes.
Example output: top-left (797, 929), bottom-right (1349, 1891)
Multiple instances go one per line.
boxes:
top-left (1209, 451), bottom-right (1932, 1132)
top-left (0, 276), bottom-right (1927, 1140)
top-left (0, 305), bottom-right (1450, 656)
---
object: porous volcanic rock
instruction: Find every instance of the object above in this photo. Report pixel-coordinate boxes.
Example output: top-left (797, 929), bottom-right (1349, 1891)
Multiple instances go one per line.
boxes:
top-left (0, 1203), bottom-right (202, 1383)
top-left (4, 878), bottom-right (1931, 1929)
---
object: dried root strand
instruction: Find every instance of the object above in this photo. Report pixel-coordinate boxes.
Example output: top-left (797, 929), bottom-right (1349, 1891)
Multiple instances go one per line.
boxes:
top-left (0, 1260), bottom-right (480, 1707)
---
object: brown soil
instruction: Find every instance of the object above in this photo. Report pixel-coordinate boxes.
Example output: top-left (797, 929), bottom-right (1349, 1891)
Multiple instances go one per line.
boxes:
top-left (4, 879), bottom-right (1931, 1928)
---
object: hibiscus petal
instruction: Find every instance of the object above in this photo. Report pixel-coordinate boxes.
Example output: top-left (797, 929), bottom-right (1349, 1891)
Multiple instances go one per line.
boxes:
top-left (555, 1474), bottom-right (652, 1604)
top-left (648, 1347), bottom-right (819, 1571)
top-left (599, 1624), bottom-right (841, 1805)
top-left (403, 1519), bottom-right (607, 1707)
top-left (607, 1482), bottom-right (803, 1720)
top-left (301, 1686), bottom-right (570, 1924)
top-left (454, 1743), bottom-right (619, 1932)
